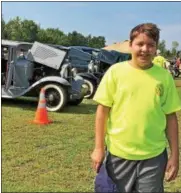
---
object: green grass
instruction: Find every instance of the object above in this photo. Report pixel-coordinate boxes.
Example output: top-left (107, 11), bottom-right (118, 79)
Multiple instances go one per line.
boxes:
top-left (2, 88), bottom-right (181, 192)
top-left (177, 87), bottom-right (181, 99)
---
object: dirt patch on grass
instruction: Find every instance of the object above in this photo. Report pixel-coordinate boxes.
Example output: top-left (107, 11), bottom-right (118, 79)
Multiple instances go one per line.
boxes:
top-left (175, 79), bottom-right (181, 87)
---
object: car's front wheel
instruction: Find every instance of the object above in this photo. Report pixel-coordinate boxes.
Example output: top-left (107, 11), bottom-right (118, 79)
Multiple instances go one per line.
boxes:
top-left (83, 79), bottom-right (96, 99)
top-left (43, 84), bottom-right (67, 112)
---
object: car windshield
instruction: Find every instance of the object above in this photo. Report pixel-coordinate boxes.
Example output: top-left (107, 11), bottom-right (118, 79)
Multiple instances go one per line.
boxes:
top-left (16, 48), bottom-right (30, 59)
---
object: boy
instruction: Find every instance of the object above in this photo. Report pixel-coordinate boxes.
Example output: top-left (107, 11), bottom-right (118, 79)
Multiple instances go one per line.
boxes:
top-left (91, 23), bottom-right (181, 192)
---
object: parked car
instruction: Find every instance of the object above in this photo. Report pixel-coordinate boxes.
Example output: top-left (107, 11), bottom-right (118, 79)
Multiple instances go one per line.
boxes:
top-left (78, 49), bottom-right (131, 98)
top-left (51, 45), bottom-right (93, 73)
top-left (1, 40), bottom-right (88, 112)
top-left (47, 44), bottom-right (131, 99)
top-left (71, 46), bottom-right (100, 56)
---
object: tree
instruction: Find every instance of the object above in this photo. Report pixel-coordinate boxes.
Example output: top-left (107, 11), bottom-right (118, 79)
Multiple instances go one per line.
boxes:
top-left (59, 35), bottom-right (71, 46)
top-left (165, 50), bottom-right (172, 59)
top-left (86, 34), bottom-right (92, 46)
top-left (5, 16), bottom-right (22, 40)
top-left (172, 41), bottom-right (179, 50)
top-left (37, 28), bottom-right (65, 44)
top-left (37, 28), bottom-right (48, 43)
top-left (21, 19), bottom-right (39, 42)
top-left (171, 41), bottom-right (179, 56)
top-left (88, 36), bottom-right (106, 48)
top-left (67, 31), bottom-right (87, 46)
top-left (3, 16), bottom-right (107, 48)
top-left (158, 40), bottom-right (167, 57)
top-left (1, 15), bottom-right (7, 39)
top-left (46, 28), bottom-right (64, 44)
top-left (4, 17), bottom-right (38, 42)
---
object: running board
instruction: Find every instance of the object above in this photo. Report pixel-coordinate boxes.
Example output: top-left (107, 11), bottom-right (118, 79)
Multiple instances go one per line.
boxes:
top-left (2, 86), bottom-right (27, 98)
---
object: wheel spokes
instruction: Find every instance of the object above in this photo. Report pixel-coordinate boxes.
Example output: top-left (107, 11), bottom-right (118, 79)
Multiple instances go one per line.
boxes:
top-left (45, 89), bottom-right (61, 108)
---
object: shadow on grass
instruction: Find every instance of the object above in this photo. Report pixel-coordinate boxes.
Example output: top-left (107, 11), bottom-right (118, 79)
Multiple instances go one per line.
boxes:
top-left (2, 98), bottom-right (97, 114)
top-left (2, 98), bottom-right (38, 111)
top-left (61, 102), bottom-right (97, 114)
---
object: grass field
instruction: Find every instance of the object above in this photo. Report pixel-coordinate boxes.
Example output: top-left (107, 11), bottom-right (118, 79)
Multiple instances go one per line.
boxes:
top-left (2, 88), bottom-right (181, 192)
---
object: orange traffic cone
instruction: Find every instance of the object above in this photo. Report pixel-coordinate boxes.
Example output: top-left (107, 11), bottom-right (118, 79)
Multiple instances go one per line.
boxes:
top-left (32, 88), bottom-right (52, 125)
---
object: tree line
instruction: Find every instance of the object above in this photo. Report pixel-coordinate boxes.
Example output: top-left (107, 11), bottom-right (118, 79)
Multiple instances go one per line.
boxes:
top-left (2, 16), bottom-right (180, 58)
top-left (1, 16), bottom-right (106, 48)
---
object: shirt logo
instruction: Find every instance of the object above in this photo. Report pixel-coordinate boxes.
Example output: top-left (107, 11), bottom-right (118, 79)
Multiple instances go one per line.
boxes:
top-left (155, 83), bottom-right (164, 97)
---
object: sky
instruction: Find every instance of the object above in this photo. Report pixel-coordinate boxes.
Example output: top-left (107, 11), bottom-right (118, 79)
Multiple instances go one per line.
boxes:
top-left (2, 1), bottom-right (181, 49)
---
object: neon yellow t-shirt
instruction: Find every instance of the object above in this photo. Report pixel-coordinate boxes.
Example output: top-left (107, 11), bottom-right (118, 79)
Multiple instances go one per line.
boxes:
top-left (152, 55), bottom-right (166, 68)
top-left (93, 61), bottom-right (181, 160)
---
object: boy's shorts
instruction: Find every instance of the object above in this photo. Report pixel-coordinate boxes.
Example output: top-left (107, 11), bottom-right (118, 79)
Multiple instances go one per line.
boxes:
top-left (106, 149), bottom-right (168, 192)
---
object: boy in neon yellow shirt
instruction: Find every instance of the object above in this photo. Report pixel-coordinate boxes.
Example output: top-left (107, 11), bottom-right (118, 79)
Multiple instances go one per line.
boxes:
top-left (152, 49), bottom-right (167, 68)
top-left (91, 23), bottom-right (181, 192)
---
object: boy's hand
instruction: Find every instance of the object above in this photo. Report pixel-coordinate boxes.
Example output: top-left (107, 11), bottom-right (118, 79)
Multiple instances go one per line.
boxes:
top-left (91, 148), bottom-right (105, 173)
top-left (165, 155), bottom-right (179, 182)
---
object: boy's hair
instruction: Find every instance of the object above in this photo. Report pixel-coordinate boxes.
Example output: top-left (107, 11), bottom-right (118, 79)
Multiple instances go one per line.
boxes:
top-left (130, 23), bottom-right (160, 45)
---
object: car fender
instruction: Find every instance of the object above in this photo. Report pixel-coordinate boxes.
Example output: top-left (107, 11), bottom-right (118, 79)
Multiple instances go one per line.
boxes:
top-left (2, 76), bottom-right (70, 98)
top-left (25, 76), bottom-right (71, 94)
top-left (31, 76), bottom-right (70, 87)
top-left (77, 72), bottom-right (99, 83)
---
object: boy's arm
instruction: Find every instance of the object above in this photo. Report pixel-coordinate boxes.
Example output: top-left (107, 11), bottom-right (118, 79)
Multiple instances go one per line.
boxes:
top-left (166, 113), bottom-right (179, 157)
top-left (165, 112), bottom-right (179, 181)
top-left (91, 104), bottom-right (111, 172)
top-left (95, 104), bottom-right (110, 149)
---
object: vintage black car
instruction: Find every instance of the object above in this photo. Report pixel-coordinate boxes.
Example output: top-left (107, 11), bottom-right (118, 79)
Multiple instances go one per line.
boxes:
top-left (77, 48), bottom-right (131, 98)
top-left (1, 40), bottom-right (88, 112)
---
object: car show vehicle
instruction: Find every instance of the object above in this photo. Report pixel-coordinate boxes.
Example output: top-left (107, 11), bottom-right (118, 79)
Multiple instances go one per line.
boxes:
top-left (78, 48), bottom-right (131, 98)
top-left (1, 40), bottom-right (88, 112)
top-left (52, 44), bottom-right (93, 73)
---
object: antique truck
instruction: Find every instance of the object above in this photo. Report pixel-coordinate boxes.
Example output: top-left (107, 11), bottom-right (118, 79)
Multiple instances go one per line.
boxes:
top-left (1, 40), bottom-right (88, 112)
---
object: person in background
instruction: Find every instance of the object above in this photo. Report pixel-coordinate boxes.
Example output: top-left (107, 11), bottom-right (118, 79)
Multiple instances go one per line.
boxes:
top-left (176, 56), bottom-right (181, 69)
top-left (152, 49), bottom-right (167, 69)
top-left (91, 23), bottom-right (181, 192)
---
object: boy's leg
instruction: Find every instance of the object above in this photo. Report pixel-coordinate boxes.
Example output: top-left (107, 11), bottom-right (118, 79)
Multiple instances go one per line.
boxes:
top-left (135, 149), bottom-right (168, 192)
top-left (106, 151), bottom-right (138, 192)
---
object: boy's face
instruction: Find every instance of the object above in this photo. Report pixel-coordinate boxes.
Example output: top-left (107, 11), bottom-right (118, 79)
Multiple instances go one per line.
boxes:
top-left (129, 33), bottom-right (157, 68)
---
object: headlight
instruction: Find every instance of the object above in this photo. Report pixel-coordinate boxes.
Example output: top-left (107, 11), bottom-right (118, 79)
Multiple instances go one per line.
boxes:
top-left (71, 68), bottom-right (78, 77)
top-left (88, 60), bottom-right (94, 72)
top-left (60, 64), bottom-right (70, 78)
